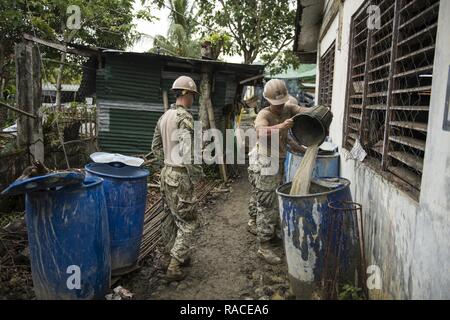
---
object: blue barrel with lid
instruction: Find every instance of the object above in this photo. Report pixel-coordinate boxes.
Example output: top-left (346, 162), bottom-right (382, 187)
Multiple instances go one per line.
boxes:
top-left (85, 162), bottom-right (149, 276)
top-left (23, 175), bottom-right (111, 300)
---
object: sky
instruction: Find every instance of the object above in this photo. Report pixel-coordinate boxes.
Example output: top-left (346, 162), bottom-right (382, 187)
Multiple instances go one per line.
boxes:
top-left (129, 0), bottom-right (242, 63)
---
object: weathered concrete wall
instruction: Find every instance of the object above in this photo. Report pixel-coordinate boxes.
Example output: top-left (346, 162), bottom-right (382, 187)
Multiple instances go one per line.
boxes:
top-left (316, 0), bottom-right (450, 299)
top-left (411, 0), bottom-right (450, 299)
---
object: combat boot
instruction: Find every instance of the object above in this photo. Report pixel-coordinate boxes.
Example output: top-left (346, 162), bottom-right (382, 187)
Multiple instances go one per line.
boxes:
top-left (247, 218), bottom-right (257, 235)
top-left (257, 242), bottom-right (282, 265)
top-left (166, 257), bottom-right (187, 282)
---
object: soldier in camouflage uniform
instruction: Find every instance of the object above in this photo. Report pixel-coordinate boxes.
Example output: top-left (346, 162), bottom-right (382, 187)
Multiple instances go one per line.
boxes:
top-left (248, 80), bottom-right (307, 265)
top-left (151, 76), bottom-right (203, 281)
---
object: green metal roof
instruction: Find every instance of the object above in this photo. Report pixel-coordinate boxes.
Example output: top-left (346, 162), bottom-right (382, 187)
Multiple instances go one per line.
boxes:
top-left (267, 64), bottom-right (316, 80)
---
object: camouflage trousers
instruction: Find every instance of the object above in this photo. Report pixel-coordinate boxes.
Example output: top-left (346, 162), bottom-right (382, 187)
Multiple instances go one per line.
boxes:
top-left (248, 159), bottom-right (284, 243)
top-left (159, 166), bottom-right (198, 264)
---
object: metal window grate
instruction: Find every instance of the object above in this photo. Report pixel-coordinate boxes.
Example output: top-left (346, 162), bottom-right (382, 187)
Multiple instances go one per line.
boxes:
top-left (343, 0), bottom-right (440, 195)
top-left (319, 42), bottom-right (336, 109)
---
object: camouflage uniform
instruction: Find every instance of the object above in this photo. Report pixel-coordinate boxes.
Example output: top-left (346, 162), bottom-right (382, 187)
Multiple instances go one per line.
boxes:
top-left (248, 148), bottom-right (283, 243)
top-left (152, 104), bottom-right (203, 264)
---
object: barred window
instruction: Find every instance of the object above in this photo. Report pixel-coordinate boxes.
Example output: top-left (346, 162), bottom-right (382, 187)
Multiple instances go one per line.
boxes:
top-left (319, 42), bottom-right (335, 109)
top-left (344, 0), bottom-right (440, 197)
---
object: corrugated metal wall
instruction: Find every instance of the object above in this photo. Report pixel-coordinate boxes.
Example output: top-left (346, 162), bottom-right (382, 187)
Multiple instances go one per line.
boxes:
top-left (97, 53), bottom-right (244, 155)
top-left (97, 54), bottom-right (163, 155)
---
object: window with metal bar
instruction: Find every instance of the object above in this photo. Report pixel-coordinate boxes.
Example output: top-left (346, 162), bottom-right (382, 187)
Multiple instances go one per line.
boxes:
top-left (319, 42), bottom-right (336, 109)
top-left (343, 0), bottom-right (440, 197)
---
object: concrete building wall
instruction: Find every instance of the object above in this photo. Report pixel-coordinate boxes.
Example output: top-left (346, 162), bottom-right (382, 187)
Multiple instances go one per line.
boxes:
top-left (411, 0), bottom-right (450, 299)
top-left (315, 0), bottom-right (450, 299)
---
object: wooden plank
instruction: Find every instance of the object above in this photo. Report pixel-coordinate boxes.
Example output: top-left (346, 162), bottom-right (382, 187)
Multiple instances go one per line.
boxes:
top-left (389, 135), bottom-right (426, 151)
top-left (367, 91), bottom-right (388, 98)
top-left (371, 141), bottom-right (384, 154)
top-left (369, 62), bottom-right (391, 73)
top-left (370, 47), bottom-right (392, 61)
top-left (348, 133), bottom-right (359, 140)
top-left (372, 32), bottom-right (393, 48)
top-left (366, 104), bottom-right (387, 110)
top-left (0, 101), bottom-right (36, 119)
top-left (381, 0), bottom-right (401, 170)
top-left (393, 65), bottom-right (433, 78)
top-left (392, 86), bottom-right (432, 94)
top-left (15, 42), bottom-right (44, 162)
top-left (395, 45), bottom-right (435, 63)
top-left (23, 33), bottom-right (98, 57)
top-left (397, 22), bottom-right (438, 46)
top-left (388, 166), bottom-right (421, 190)
top-left (389, 151), bottom-right (424, 171)
top-left (352, 73), bottom-right (365, 79)
top-left (398, 2), bottom-right (440, 30)
top-left (390, 121), bottom-right (428, 132)
top-left (369, 77), bottom-right (389, 85)
top-left (372, 17), bottom-right (394, 37)
top-left (390, 105), bottom-right (429, 111)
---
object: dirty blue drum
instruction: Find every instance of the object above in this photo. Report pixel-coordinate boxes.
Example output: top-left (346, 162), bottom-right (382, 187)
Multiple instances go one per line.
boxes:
top-left (85, 162), bottom-right (149, 276)
top-left (25, 176), bottom-right (111, 300)
top-left (276, 178), bottom-right (360, 299)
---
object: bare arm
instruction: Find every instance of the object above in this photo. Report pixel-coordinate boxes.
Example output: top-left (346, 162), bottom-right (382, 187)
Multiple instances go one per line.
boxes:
top-left (256, 118), bottom-right (294, 137)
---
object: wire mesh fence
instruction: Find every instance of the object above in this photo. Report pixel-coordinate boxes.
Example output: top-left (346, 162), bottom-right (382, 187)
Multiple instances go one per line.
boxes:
top-left (344, 0), bottom-right (440, 197)
top-left (322, 201), bottom-right (367, 300)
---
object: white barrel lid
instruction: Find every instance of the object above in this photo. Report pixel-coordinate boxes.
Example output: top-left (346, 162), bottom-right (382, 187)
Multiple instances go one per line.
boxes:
top-left (89, 152), bottom-right (144, 167)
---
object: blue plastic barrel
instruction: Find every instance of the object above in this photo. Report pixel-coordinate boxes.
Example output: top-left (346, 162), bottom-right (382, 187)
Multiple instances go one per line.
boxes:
top-left (25, 176), bottom-right (111, 300)
top-left (276, 178), bottom-right (359, 299)
top-left (85, 162), bottom-right (149, 276)
top-left (284, 149), bottom-right (340, 183)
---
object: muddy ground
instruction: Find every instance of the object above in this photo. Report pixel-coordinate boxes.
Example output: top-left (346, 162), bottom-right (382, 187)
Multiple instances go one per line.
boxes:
top-left (121, 168), bottom-right (294, 300)
top-left (0, 167), bottom-right (294, 300)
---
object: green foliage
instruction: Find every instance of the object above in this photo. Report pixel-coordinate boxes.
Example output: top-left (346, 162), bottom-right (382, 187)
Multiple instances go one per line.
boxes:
top-left (0, 0), bottom-right (155, 88)
top-left (338, 284), bottom-right (364, 300)
top-left (197, 0), bottom-right (300, 71)
top-left (151, 0), bottom-right (200, 58)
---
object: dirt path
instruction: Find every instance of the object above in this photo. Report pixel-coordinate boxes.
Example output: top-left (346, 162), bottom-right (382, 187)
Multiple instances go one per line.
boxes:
top-left (122, 168), bottom-right (294, 300)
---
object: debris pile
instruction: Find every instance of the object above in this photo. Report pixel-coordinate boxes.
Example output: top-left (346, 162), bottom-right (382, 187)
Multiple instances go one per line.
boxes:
top-left (105, 286), bottom-right (134, 300)
top-left (0, 217), bottom-right (34, 300)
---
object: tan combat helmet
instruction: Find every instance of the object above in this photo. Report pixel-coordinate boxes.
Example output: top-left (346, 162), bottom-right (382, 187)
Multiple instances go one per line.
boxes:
top-left (171, 76), bottom-right (199, 95)
top-left (263, 79), bottom-right (289, 105)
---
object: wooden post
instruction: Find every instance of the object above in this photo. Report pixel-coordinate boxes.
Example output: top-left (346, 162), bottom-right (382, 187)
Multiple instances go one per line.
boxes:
top-left (199, 65), bottom-right (227, 182)
top-left (15, 42), bottom-right (44, 163)
top-left (162, 90), bottom-right (169, 112)
top-left (199, 71), bottom-right (210, 131)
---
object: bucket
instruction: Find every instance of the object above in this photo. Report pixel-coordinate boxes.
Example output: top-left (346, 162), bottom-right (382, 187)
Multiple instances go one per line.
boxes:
top-left (290, 105), bottom-right (333, 147)
top-left (85, 162), bottom-right (149, 276)
top-left (276, 178), bottom-right (359, 299)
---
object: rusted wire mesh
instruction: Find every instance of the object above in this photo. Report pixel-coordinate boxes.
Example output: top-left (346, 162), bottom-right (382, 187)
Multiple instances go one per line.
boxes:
top-left (319, 42), bottom-right (336, 109)
top-left (344, 0), bottom-right (440, 196)
top-left (322, 201), bottom-right (367, 300)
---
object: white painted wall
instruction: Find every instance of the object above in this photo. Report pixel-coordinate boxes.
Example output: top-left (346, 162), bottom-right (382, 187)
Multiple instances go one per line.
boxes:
top-left (315, 0), bottom-right (450, 299)
top-left (411, 0), bottom-right (450, 299)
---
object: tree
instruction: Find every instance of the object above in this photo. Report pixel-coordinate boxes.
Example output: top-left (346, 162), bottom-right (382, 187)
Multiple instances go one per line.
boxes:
top-left (197, 0), bottom-right (300, 72)
top-left (0, 0), bottom-right (154, 97)
top-left (151, 0), bottom-right (200, 58)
